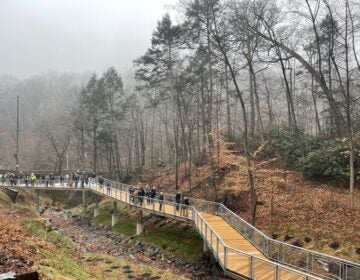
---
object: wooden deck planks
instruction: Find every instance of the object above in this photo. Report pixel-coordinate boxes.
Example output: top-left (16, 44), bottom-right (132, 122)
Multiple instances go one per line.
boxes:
top-left (200, 212), bottom-right (310, 280)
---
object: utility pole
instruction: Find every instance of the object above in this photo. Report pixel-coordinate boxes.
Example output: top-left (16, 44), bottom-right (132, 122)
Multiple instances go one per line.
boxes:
top-left (16, 95), bottom-right (19, 173)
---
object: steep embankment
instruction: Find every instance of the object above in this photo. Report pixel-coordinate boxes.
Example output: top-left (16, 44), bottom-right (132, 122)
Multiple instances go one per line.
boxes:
top-left (131, 144), bottom-right (360, 262)
top-left (0, 189), bottom-right (194, 279)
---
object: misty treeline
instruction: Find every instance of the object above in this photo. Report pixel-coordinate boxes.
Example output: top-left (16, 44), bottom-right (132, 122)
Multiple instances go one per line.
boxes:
top-left (0, 0), bottom-right (359, 222)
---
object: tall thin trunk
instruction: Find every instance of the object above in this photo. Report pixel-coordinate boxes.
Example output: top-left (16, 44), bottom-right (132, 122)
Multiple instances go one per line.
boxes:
top-left (249, 67), bottom-right (255, 137)
top-left (225, 64), bottom-right (232, 139)
top-left (262, 74), bottom-right (274, 129)
top-left (279, 56), bottom-right (297, 132)
top-left (249, 62), bottom-right (264, 135)
top-left (93, 124), bottom-right (97, 173)
top-left (151, 107), bottom-right (156, 168)
top-left (311, 74), bottom-right (321, 135)
top-left (345, 0), bottom-right (354, 208)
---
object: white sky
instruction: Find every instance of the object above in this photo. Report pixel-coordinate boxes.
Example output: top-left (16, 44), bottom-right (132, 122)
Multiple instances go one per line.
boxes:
top-left (0, 0), bottom-right (177, 77)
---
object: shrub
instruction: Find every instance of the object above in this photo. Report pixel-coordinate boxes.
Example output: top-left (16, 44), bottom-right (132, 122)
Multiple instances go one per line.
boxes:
top-left (271, 128), bottom-right (349, 179)
top-left (298, 141), bottom-right (348, 179)
top-left (270, 129), bottom-right (321, 167)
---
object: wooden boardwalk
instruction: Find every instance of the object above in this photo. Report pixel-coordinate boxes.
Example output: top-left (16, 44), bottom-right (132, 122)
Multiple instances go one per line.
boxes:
top-left (3, 182), bottom-right (325, 280)
top-left (89, 185), bottom-right (318, 279)
top-left (199, 213), bottom-right (309, 280)
top-left (90, 184), bottom-right (194, 221)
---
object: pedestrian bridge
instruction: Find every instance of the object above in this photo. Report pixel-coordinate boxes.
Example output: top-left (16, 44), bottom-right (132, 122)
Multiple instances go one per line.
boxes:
top-left (2, 178), bottom-right (360, 280)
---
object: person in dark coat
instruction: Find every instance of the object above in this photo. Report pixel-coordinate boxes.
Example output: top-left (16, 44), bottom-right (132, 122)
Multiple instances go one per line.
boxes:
top-left (159, 192), bottom-right (164, 211)
top-left (183, 196), bottom-right (190, 217)
top-left (138, 187), bottom-right (145, 207)
top-left (129, 185), bottom-right (134, 203)
top-left (150, 186), bottom-right (156, 204)
top-left (175, 191), bottom-right (181, 211)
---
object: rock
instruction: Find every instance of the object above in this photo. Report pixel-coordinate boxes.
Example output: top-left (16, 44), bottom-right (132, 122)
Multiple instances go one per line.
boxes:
top-left (291, 239), bottom-right (304, 247)
top-left (329, 241), bottom-right (340, 250)
top-left (304, 236), bottom-right (312, 243)
top-left (284, 234), bottom-right (294, 242)
top-left (146, 247), bottom-right (160, 258)
top-left (355, 248), bottom-right (360, 255)
top-left (272, 232), bottom-right (279, 240)
top-left (15, 271), bottom-right (39, 280)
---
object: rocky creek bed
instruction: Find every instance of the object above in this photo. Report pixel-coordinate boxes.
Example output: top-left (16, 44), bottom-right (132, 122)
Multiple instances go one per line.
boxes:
top-left (43, 208), bottom-right (229, 279)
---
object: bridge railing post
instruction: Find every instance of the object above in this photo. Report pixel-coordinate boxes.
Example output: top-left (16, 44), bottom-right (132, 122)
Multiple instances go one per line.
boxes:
top-left (205, 223), bottom-right (208, 246)
top-left (249, 255), bottom-right (253, 279)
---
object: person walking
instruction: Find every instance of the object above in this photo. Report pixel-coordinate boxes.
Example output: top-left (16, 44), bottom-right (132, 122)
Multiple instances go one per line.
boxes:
top-left (98, 175), bottom-right (104, 190)
top-left (24, 174), bottom-right (29, 187)
top-left (138, 187), bottom-right (145, 207)
top-left (65, 174), bottom-right (70, 186)
top-left (30, 173), bottom-right (36, 186)
top-left (129, 185), bottom-right (134, 204)
top-left (159, 192), bottom-right (164, 211)
top-left (49, 173), bottom-right (55, 186)
top-left (90, 172), bottom-right (96, 186)
top-left (60, 174), bottom-right (65, 186)
top-left (74, 173), bottom-right (79, 188)
top-left (106, 183), bottom-right (111, 195)
top-left (183, 196), bottom-right (190, 217)
top-left (150, 186), bottom-right (156, 204)
top-left (175, 191), bottom-right (181, 212)
top-left (145, 184), bottom-right (151, 205)
top-left (84, 173), bottom-right (89, 187)
top-left (45, 174), bottom-right (50, 187)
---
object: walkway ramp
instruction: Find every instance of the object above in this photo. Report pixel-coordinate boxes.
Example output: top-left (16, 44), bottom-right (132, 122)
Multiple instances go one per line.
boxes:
top-left (4, 178), bottom-right (360, 280)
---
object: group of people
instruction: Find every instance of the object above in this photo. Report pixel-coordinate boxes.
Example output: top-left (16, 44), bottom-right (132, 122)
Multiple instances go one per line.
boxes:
top-left (65, 172), bottom-right (96, 188)
top-left (126, 184), bottom-right (190, 217)
top-left (1, 172), bottom-right (191, 217)
top-left (0, 171), bottom-right (97, 188)
top-left (128, 184), bottom-right (158, 207)
top-left (0, 173), bottom-right (20, 186)
top-left (175, 191), bottom-right (190, 217)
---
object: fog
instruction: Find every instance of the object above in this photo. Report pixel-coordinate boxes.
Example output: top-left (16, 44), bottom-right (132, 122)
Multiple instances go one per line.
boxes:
top-left (0, 0), bottom-right (176, 77)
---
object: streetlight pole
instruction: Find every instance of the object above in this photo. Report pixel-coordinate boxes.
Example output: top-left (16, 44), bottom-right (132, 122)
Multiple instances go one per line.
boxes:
top-left (16, 95), bottom-right (19, 172)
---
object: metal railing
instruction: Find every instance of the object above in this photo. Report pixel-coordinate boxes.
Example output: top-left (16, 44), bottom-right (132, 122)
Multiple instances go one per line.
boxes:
top-left (4, 176), bottom-right (360, 280)
top-left (192, 207), bottom-right (323, 280)
top-left (215, 204), bottom-right (360, 280)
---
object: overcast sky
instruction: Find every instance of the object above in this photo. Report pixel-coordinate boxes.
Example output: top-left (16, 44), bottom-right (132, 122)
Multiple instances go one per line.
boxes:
top-left (0, 0), bottom-right (177, 78)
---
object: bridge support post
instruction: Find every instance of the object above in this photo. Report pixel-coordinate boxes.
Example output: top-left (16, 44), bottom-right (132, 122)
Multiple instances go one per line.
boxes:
top-left (35, 189), bottom-right (40, 216)
top-left (111, 201), bottom-right (118, 227)
top-left (94, 201), bottom-right (99, 217)
top-left (82, 190), bottom-right (87, 213)
top-left (136, 210), bottom-right (144, 235)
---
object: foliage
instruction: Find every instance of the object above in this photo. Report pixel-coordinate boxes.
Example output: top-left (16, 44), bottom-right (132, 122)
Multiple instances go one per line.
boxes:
top-left (271, 129), bottom-right (349, 179)
top-left (271, 129), bottom-right (322, 166)
top-left (298, 141), bottom-right (348, 179)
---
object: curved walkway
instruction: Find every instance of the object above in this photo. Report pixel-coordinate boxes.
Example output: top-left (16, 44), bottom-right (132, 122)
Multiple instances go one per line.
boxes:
top-left (2, 179), bottom-right (360, 280)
